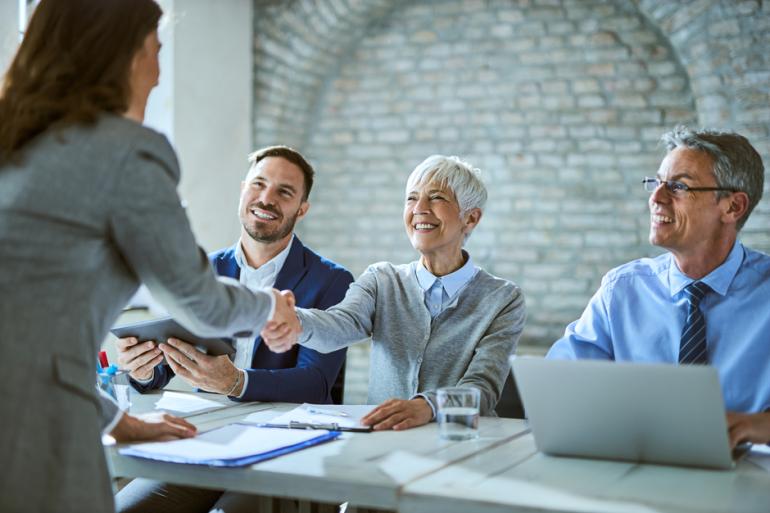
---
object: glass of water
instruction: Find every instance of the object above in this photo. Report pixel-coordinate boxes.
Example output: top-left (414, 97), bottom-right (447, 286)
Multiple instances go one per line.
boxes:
top-left (437, 386), bottom-right (480, 441)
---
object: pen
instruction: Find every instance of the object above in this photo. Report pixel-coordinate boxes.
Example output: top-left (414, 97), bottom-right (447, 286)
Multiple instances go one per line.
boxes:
top-left (304, 406), bottom-right (349, 418)
top-left (98, 350), bottom-right (109, 369)
top-left (252, 421), bottom-right (372, 433)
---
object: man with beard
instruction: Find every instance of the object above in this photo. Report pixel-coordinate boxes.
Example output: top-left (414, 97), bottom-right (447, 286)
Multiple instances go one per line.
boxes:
top-left (116, 148), bottom-right (354, 513)
top-left (116, 146), bottom-right (353, 405)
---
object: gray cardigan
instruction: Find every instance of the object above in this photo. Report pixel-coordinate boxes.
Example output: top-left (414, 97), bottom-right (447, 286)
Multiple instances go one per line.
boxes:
top-left (298, 261), bottom-right (526, 415)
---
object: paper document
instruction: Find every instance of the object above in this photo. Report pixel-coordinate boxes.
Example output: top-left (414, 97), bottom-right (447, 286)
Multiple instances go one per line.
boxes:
top-left (154, 391), bottom-right (226, 413)
top-left (119, 423), bottom-right (339, 467)
top-left (747, 444), bottom-right (770, 473)
top-left (245, 403), bottom-right (377, 429)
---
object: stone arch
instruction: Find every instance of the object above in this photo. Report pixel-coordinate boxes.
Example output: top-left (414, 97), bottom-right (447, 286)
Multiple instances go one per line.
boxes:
top-left (251, 0), bottom-right (769, 400)
top-left (252, 0), bottom-right (410, 148)
top-left (635, 0), bottom-right (770, 238)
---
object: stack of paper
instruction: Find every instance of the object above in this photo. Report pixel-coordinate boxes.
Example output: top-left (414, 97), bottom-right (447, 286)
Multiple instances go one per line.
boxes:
top-left (154, 391), bottom-right (226, 414)
top-left (244, 403), bottom-right (377, 431)
top-left (119, 424), bottom-right (339, 467)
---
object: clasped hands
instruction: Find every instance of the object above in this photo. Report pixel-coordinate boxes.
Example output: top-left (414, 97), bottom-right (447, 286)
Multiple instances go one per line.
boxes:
top-left (263, 290), bottom-right (434, 430)
top-left (260, 288), bottom-right (302, 353)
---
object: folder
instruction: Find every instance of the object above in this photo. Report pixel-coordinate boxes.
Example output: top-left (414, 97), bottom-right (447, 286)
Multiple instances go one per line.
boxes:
top-left (119, 423), bottom-right (340, 467)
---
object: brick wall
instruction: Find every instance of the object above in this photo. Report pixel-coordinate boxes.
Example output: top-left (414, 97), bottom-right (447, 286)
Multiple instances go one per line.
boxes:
top-left (252, 0), bottom-right (770, 403)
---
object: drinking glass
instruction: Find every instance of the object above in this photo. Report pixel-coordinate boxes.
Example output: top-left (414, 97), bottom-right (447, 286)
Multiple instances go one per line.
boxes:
top-left (437, 386), bottom-right (480, 441)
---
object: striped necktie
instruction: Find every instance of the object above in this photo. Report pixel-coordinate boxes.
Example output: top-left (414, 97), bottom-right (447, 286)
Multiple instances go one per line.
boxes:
top-left (678, 281), bottom-right (711, 365)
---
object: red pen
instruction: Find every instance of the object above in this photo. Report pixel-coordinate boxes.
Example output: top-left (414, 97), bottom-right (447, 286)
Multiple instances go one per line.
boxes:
top-left (98, 350), bottom-right (109, 369)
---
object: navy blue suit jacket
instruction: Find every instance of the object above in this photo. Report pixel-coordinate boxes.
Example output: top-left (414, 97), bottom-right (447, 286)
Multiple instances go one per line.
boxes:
top-left (131, 237), bottom-right (353, 403)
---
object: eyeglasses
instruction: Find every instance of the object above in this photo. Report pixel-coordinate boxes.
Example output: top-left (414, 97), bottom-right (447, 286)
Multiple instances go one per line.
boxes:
top-left (641, 177), bottom-right (739, 196)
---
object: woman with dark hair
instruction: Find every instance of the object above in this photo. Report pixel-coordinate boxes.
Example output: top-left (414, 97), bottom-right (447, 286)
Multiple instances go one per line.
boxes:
top-left (0, 1), bottom-right (278, 511)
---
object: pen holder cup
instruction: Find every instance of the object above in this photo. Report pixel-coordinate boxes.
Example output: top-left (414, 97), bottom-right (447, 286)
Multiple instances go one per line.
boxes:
top-left (97, 368), bottom-right (132, 412)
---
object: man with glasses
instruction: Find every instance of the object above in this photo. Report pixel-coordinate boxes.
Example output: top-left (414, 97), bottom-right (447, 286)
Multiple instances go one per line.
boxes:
top-left (547, 126), bottom-right (770, 448)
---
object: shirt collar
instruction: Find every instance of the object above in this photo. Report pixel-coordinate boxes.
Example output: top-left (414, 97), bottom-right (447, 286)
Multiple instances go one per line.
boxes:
top-left (235, 234), bottom-right (294, 276)
top-left (414, 251), bottom-right (477, 298)
top-left (667, 240), bottom-right (744, 297)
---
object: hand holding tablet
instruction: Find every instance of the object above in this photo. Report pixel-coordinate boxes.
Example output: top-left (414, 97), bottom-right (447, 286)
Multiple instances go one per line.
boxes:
top-left (111, 316), bottom-right (236, 360)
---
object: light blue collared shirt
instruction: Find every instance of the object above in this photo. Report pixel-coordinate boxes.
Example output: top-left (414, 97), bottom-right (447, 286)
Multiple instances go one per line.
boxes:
top-left (415, 252), bottom-right (478, 318)
top-left (547, 241), bottom-right (770, 413)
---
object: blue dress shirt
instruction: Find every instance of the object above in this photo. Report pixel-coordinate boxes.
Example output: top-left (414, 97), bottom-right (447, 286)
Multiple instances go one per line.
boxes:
top-left (415, 252), bottom-right (478, 318)
top-left (547, 241), bottom-right (770, 413)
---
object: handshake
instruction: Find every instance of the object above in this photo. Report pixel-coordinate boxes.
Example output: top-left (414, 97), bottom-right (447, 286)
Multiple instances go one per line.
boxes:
top-left (261, 289), bottom-right (302, 353)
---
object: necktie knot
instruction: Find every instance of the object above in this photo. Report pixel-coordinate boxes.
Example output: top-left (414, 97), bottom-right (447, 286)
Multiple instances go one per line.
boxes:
top-left (684, 281), bottom-right (711, 308)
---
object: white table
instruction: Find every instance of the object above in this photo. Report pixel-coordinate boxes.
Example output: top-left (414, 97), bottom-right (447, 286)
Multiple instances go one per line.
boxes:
top-left (106, 391), bottom-right (530, 511)
top-left (399, 432), bottom-right (770, 513)
top-left (108, 391), bottom-right (770, 513)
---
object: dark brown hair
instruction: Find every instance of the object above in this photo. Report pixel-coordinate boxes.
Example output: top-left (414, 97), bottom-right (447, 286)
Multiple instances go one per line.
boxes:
top-left (0, 0), bottom-right (162, 163)
top-left (248, 146), bottom-right (316, 201)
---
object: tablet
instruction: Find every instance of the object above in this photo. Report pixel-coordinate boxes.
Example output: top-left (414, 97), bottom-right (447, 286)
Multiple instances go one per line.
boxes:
top-left (110, 316), bottom-right (235, 357)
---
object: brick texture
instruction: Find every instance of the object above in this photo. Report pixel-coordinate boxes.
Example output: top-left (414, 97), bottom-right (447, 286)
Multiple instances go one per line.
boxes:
top-left (252, 0), bottom-right (770, 403)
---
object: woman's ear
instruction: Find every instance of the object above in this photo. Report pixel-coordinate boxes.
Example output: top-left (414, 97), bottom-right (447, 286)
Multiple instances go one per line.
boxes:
top-left (463, 208), bottom-right (482, 233)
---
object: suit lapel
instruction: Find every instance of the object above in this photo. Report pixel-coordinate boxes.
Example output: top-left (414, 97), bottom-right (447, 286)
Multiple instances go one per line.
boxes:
top-left (214, 245), bottom-right (241, 280)
top-left (273, 237), bottom-right (308, 292)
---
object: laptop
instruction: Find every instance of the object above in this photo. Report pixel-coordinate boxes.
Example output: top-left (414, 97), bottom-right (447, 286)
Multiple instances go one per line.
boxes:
top-left (511, 357), bottom-right (738, 469)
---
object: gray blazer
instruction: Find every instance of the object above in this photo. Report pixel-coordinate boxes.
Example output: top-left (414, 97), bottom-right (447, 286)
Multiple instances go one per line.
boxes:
top-left (0, 115), bottom-right (271, 513)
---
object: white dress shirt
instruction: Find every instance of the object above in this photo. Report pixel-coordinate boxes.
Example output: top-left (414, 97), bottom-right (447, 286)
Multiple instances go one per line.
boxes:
top-left (231, 236), bottom-right (294, 396)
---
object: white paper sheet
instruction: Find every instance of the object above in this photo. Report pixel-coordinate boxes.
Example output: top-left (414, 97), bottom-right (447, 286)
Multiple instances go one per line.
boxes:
top-left (154, 391), bottom-right (226, 413)
top-left (120, 424), bottom-right (330, 462)
top-left (746, 444), bottom-right (770, 472)
top-left (244, 403), bottom-right (377, 429)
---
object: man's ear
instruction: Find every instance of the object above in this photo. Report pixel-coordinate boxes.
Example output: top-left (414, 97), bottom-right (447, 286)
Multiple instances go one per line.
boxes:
top-left (723, 191), bottom-right (749, 226)
top-left (296, 200), bottom-right (310, 222)
top-left (463, 208), bottom-right (482, 234)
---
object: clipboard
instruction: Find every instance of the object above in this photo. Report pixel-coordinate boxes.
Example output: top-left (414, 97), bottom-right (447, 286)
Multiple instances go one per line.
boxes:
top-left (111, 316), bottom-right (235, 357)
top-left (119, 423), bottom-right (341, 467)
top-left (243, 403), bottom-right (376, 433)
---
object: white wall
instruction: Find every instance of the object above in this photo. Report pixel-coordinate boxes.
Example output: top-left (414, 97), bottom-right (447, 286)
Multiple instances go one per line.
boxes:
top-left (146, 0), bottom-right (253, 252)
top-left (0, 1), bottom-right (20, 75)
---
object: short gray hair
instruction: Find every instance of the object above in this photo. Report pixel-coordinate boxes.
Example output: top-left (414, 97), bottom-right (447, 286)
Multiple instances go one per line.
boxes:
top-left (661, 126), bottom-right (764, 230)
top-left (406, 155), bottom-right (488, 216)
